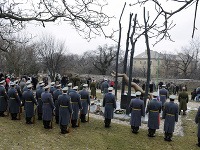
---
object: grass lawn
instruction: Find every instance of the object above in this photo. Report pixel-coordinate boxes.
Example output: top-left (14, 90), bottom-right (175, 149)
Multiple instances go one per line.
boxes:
top-left (0, 110), bottom-right (199, 150)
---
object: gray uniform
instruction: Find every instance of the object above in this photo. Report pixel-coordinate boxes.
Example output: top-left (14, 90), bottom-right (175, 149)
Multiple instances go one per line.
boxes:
top-left (162, 101), bottom-right (178, 141)
top-left (41, 91), bottom-right (55, 129)
top-left (103, 92), bottom-right (116, 127)
top-left (53, 89), bottom-right (62, 123)
top-left (79, 89), bottom-right (90, 122)
top-left (69, 91), bottom-right (82, 128)
top-left (129, 97), bottom-right (144, 133)
top-left (50, 86), bottom-right (56, 96)
top-left (36, 87), bottom-right (45, 120)
top-left (58, 93), bottom-right (72, 134)
top-left (159, 88), bottom-right (168, 106)
top-left (22, 89), bottom-right (38, 123)
top-left (0, 85), bottom-right (8, 116)
top-left (8, 87), bottom-right (21, 120)
top-left (195, 106), bottom-right (200, 146)
top-left (146, 98), bottom-right (162, 136)
top-left (101, 81), bottom-right (109, 94)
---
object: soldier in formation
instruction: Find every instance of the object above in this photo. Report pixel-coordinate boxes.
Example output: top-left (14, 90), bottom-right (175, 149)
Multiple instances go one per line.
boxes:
top-left (178, 87), bottom-right (189, 115)
top-left (159, 85), bottom-right (168, 110)
top-left (129, 91), bottom-right (145, 133)
top-left (195, 105), bottom-right (200, 147)
top-left (58, 87), bottom-right (72, 134)
top-left (0, 80), bottom-right (8, 117)
top-left (36, 82), bottom-right (45, 120)
top-left (53, 84), bottom-right (62, 124)
top-left (146, 92), bottom-right (162, 137)
top-left (79, 84), bottom-right (90, 123)
top-left (103, 87), bottom-right (116, 128)
top-left (162, 95), bottom-right (179, 141)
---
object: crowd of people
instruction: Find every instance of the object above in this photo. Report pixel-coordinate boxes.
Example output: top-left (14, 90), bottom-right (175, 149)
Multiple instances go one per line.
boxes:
top-left (0, 73), bottom-right (200, 147)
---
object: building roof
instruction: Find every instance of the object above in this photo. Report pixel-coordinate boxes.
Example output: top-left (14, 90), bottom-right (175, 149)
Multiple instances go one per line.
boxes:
top-left (134, 50), bottom-right (163, 59)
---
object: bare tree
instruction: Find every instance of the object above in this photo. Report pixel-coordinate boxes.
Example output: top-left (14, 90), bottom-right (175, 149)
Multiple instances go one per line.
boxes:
top-left (86, 44), bottom-right (118, 75)
top-left (0, 0), bottom-right (112, 52)
top-left (37, 34), bottom-right (67, 81)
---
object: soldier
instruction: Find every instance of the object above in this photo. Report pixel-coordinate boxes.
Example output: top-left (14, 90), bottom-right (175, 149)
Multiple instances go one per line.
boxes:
top-left (53, 84), bottom-right (62, 124)
top-left (41, 85), bottom-right (55, 129)
top-left (58, 87), bottom-right (72, 134)
top-left (15, 80), bottom-right (22, 101)
top-left (79, 84), bottom-right (90, 123)
top-left (69, 86), bottom-right (82, 128)
top-left (162, 95), bottom-right (179, 142)
top-left (103, 87), bottom-right (116, 128)
top-left (178, 87), bottom-right (189, 115)
top-left (21, 84), bottom-right (38, 124)
top-left (50, 82), bottom-right (56, 96)
top-left (8, 82), bottom-right (21, 120)
top-left (36, 81), bottom-right (44, 90)
top-left (129, 91), bottom-right (145, 134)
top-left (36, 83), bottom-right (45, 120)
top-left (19, 78), bottom-right (26, 90)
top-left (101, 78), bottom-right (109, 94)
top-left (23, 80), bottom-right (31, 92)
top-left (0, 80), bottom-right (8, 117)
top-left (67, 83), bottom-right (74, 94)
top-left (146, 92), bottom-right (162, 137)
top-left (159, 85), bottom-right (168, 109)
top-left (195, 106), bottom-right (200, 147)
top-left (90, 80), bottom-right (97, 99)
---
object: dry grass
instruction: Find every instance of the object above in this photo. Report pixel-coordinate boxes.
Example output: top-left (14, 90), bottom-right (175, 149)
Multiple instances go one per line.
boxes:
top-left (0, 110), bottom-right (199, 150)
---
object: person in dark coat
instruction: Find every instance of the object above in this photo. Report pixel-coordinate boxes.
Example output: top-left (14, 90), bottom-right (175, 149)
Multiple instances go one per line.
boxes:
top-left (101, 79), bottom-right (109, 94)
top-left (69, 86), bottom-right (82, 128)
top-left (8, 82), bottom-right (21, 120)
top-left (0, 80), bottom-right (8, 117)
top-left (41, 85), bottom-right (55, 129)
top-left (195, 106), bottom-right (200, 147)
top-left (129, 91), bottom-right (145, 134)
top-left (21, 84), bottom-right (38, 124)
top-left (90, 80), bottom-right (97, 99)
top-left (61, 75), bottom-right (68, 88)
top-left (146, 92), bottom-right (162, 137)
top-left (36, 83), bottom-right (45, 120)
top-left (79, 84), bottom-right (90, 123)
top-left (58, 87), bottom-right (72, 134)
top-left (178, 87), bottom-right (189, 115)
top-left (159, 85), bottom-right (168, 109)
top-left (162, 95), bottom-right (179, 142)
top-left (103, 87), bottom-right (116, 128)
top-left (50, 82), bottom-right (56, 96)
top-left (53, 84), bottom-right (62, 124)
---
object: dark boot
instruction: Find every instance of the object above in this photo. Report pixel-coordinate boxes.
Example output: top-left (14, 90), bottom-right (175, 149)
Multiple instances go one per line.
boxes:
top-left (183, 111), bottom-right (186, 115)
top-left (197, 138), bottom-right (200, 147)
top-left (0, 111), bottom-right (5, 117)
top-left (55, 116), bottom-right (59, 124)
top-left (104, 118), bottom-right (110, 128)
top-left (164, 132), bottom-right (168, 141)
top-left (38, 113), bottom-right (42, 120)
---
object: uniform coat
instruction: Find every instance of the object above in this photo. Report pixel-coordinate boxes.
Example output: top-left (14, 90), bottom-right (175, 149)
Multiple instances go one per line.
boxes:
top-left (53, 89), bottom-right (62, 116)
top-left (36, 87), bottom-right (45, 113)
top-left (58, 93), bottom-right (72, 126)
top-left (159, 88), bottom-right (168, 106)
top-left (41, 91), bottom-right (55, 121)
top-left (50, 86), bottom-right (56, 96)
top-left (69, 91), bottom-right (82, 120)
top-left (103, 92), bottom-right (116, 119)
top-left (79, 89), bottom-right (90, 115)
top-left (162, 101), bottom-right (178, 133)
top-left (101, 81), bottom-right (109, 94)
top-left (146, 98), bottom-right (162, 129)
top-left (129, 98), bottom-right (145, 127)
top-left (8, 87), bottom-right (21, 113)
top-left (90, 82), bottom-right (96, 97)
top-left (0, 85), bottom-right (8, 112)
top-left (195, 106), bottom-right (200, 138)
top-left (178, 91), bottom-right (189, 111)
top-left (22, 89), bottom-right (38, 118)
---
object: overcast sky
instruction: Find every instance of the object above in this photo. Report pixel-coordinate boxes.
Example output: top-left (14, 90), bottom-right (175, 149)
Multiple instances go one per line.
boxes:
top-left (25, 0), bottom-right (200, 56)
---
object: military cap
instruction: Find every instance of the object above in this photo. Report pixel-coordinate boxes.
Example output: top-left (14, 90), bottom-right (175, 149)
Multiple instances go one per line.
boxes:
top-left (14, 80), bottom-right (19, 83)
top-left (108, 87), bottom-right (113, 91)
top-left (56, 84), bottom-right (61, 87)
top-left (27, 84), bottom-right (32, 88)
top-left (50, 82), bottom-right (55, 85)
top-left (44, 85), bottom-right (50, 89)
top-left (0, 80), bottom-right (5, 84)
top-left (40, 83), bottom-right (45, 86)
top-left (135, 91), bottom-right (141, 96)
top-left (152, 92), bottom-right (158, 97)
top-left (39, 81), bottom-right (43, 84)
top-left (26, 80), bottom-right (31, 85)
top-left (162, 84), bottom-right (166, 87)
top-left (10, 82), bottom-right (15, 86)
top-left (182, 87), bottom-right (186, 90)
top-left (104, 78), bottom-right (108, 81)
top-left (68, 83), bottom-right (72, 87)
top-left (131, 93), bottom-right (136, 97)
top-left (73, 86), bottom-right (78, 90)
top-left (169, 95), bottom-right (176, 99)
top-left (62, 87), bottom-right (68, 91)
top-left (83, 84), bottom-right (88, 87)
